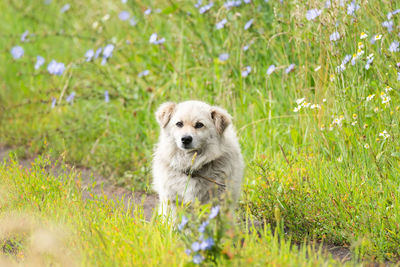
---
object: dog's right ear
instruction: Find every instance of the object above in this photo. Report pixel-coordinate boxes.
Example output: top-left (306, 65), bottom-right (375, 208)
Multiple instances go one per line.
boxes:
top-left (155, 102), bottom-right (176, 128)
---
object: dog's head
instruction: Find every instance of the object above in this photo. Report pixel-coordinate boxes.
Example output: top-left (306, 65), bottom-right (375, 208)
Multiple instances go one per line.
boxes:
top-left (155, 101), bottom-right (232, 152)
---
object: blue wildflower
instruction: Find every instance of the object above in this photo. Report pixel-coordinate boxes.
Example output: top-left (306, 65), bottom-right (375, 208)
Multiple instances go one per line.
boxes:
top-left (218, 53), bottom-right (229, 62)
top-left (329, 31), bottom-right (340, 42)
top-left (398, 72), bottom-right (400, 81)
top-left (119, 11), bottom-right (130, 21)
top-left (216, 18), bottom-right (227, 29)
top-left (347, 1), bottom-right (359, 16)
top-left (178, 216), bottom-right (189, 231)
top-left (85, 49), bottom-right (94, 62)
top-left (285, 64), bottom-right (295, 74)
top-left (266, 64), bottom-right (276, 75)
top-left (244, 19), bottom-right (254, 30)
top-left (325, 0), bottom-right (331, 8)
top-left (342, 54), bottom-right (352, 65)
top-left (191, 242), bottom-right (201, 252)
top-left (104, 90), bottom-right (110, 103)
top-left (51, 97), bottom-right (56, 109)
top-left (306, 9), bottom-right (321, 21)
top-left (144, 8), bottom-right (151, 15)
top-left (60, 3), bottom-right (70, 13)
top-left (389, 41), bottom-right (399, 53)
top-left (185, 249), bottom-right (191, 256)
top-left (382, 20), bottom-right (393, 32)
top-left (224, 1), bottom-right (242, 8)
top-left (66, 92), bottom-right (75, 103)
top-left (209, 205), bottom-right (220, 219)
top-left (241, 66), bottom-right (251, 77)
top-left (138, 70), bottom-right (150, 77)
top-left (192, 254), bottom-right (204, 264)
top-left (121, 0), bottom-right (127, 3)
top-left (35, 56), bottom-right (45, 70)
top-left (149, 33), bottom-right (165, 45)
top-left (200, 237), bottom-right (214, 250)
top-left (199, 2), bottom-right (213, 14)
top-left (103, 44), bottom-right (115, 59)
top-left (195, 0), bottom-right (202, 8)
top-left (365, 54), bottom-right (374, 70)
top-left (198, 221), bottom-right (209, 233)
top-left (11, 46), bottom-right (24, 59)
top-left (94, 48), bottom-right (102, 59)
top-left (21, 31), bottom-right (29, 42)
top-left (47, 60), bottom-right (65, 75)
top-left (244, 0), bottom-right (251, 3)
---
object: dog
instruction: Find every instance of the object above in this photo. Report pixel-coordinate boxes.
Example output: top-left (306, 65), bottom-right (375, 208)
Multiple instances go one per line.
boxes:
top-left (152, 100), bottom-right (244, 216)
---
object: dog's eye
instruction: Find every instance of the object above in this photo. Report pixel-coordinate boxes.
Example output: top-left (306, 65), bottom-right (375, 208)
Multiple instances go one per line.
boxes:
top-left (176, 121), bottom-right (183, 128)
top-left (194, 122), bottom-right (204, 129)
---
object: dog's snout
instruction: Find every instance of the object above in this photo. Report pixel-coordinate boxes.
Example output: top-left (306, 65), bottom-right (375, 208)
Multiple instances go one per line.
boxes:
top-left (181, 135), bottom-right (193, 145)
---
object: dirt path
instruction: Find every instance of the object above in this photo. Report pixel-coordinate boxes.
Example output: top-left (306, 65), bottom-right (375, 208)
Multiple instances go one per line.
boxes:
top-left (0, 146), bottom-right (157, 220)
top-left (0, 145), bottom-right (366, 264)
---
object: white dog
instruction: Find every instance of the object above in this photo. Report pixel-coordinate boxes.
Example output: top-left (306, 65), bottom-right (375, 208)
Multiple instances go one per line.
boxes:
top-left (152, 100), bottom-right (244, 216)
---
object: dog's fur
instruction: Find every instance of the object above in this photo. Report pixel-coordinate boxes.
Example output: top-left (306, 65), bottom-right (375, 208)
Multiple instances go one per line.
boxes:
top-left (153, 100), bottom-right (244, 216)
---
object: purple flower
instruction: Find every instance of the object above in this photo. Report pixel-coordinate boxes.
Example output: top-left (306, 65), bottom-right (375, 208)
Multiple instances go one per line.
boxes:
top-left (199, 2), bottom-right (213, 14)
top-left (218, 53), bottom-right (229, 62)
top-left (51, 97), bottom-right (57, 109)
top-left (382, 20), bottom-right (394, 32)
top-left (195, 0), bottom-right (202, 8)
top-left (341, 54), bottom-right (352, 65)
top-left (200, 237), bottom-right (214, 250)
top-left (330, 31), bottom-right (340, 42)
top-left (11, 46), bottom-right (24, 59)
top-left (389, 41), bottom-right (399, 52)
top-left (306, 9), bottom-right (322, 21)
top-left (138, 70), bottom-right (150, 77)
top-left (149, 33), bottom-right (165, 45)
top-left (224, 1), bottom-right (242, 8)
top-left (209, 205), bottom-right (220, 219)
top-left (398, 72), bottom-right (400, 81)
top-left (35, 56), bottom-right (45, 70)
top-left (94, 48), bottom-right (102, 59)
top-left (119, 11), bottom-right (130, 21)
top-left (103, 44), bottom-right (115, 59)
top-left (266, 64), bottom-right (276, 75)
top-left (285, 64), bottom-right (295, 74)
top-left (198, 221), bottom-right (209, 233)
top-left (104, 90), bottom-right (110, 103)
top-left (191, 242), bottom-right (201, 252)
top-left (244, 19), bottom-right (254, 30)
top-left (21, 31), bottom-right (29, 42)
top-left (178, 216), bottom-right (189, 231)
top-left (347, 1), bottom-right (359, 16)
top-left (66, 92), bottom-right (75, 103)
top-left (85, 49), bottom-right (94, 62)
top-left (121, 0), bottom-right (127, 3)
top-left (47, 60), bottom-right (65, 75)
top-left (144, 8), bottom-right (151, 15)
top-left (184, 249), bottom-right (191, 256)
top-left (192, 254), bottom-right (204, 264)
top-left (241, 66), bottom-right (251, 77)
top-left (60, 3), bottom-right (70, 13)
top-left (216, 18), bottom-right (227, 29)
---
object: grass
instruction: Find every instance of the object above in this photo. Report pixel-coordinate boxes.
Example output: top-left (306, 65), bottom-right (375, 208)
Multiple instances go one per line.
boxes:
top-left (1, 0), bottom-right (400, 263)
top-left (0, 156), bottom-right (342, 266)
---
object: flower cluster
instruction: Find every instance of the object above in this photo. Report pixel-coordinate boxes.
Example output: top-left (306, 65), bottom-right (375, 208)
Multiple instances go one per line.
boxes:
top-left (178, 205), bottom-right (224, 265)
top-left (293, 98), bottom-right (321, 113)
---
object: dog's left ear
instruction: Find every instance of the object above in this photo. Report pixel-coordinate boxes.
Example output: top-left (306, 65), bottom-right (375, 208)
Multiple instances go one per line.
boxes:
top-left (156, 102), bottom-right (176, 128)
top-left (211, 107), bottom-right (232, 135)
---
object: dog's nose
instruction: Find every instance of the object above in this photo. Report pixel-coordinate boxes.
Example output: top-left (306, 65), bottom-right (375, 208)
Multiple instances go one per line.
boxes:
top-left (181, 135), bottom-right (193, 145)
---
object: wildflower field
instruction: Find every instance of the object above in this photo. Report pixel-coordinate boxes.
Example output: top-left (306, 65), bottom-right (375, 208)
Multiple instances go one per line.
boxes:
top-left (1, 0), bottom-right (400, 265)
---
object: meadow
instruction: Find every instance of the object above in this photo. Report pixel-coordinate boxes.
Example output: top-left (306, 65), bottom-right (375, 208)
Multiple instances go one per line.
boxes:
top-left (1, 0), bottom-right (400, 265)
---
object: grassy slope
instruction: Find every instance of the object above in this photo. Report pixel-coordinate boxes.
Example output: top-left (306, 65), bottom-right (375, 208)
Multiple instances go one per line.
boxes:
top-left (1, 0), bottom-right (400, 262)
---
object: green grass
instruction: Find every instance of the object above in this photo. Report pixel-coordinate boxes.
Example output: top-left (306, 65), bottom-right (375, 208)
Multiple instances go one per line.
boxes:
top-left (0, 157), bottom-right (343, 266)
top-left (1, 0), bottom-right (400, 263)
